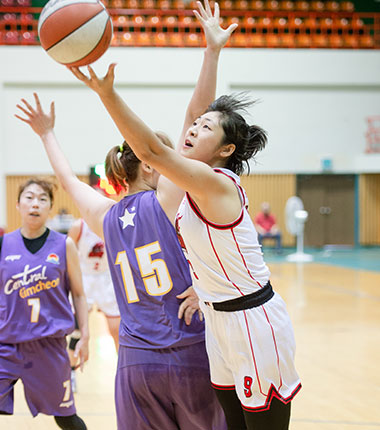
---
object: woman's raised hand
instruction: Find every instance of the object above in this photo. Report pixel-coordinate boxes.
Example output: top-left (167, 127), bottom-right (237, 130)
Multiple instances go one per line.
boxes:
top-left (194, 0), bottom-right (238, 51)
top-left (15, 92), bottom-right (55, 137)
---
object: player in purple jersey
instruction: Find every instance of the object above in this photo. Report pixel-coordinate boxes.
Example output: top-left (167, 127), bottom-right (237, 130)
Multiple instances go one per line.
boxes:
top-left (0, 178), bottom-right (89, 430)
top-left (16, 2), bottom-right (236, 428)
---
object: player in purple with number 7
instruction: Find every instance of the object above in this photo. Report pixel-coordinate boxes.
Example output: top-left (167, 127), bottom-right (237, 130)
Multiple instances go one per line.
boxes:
top-left (0, 178), bottom-right (89, 429)
top-left (16, 1), bottom-right (237, 429)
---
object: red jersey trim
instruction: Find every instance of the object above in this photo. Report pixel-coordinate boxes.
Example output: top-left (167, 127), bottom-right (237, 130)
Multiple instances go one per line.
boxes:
top-left (211, 383), bottom-right (236, 391)
top-left (185, 169), bottom-right (246, 230)
top-left (241, 383), bottom-right (302, 413)
top-left (186, 193), bottom-right (244, 230)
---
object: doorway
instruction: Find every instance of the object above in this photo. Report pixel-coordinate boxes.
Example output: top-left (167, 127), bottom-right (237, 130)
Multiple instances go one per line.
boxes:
top-left (297, 174), bottom-right (356, 248)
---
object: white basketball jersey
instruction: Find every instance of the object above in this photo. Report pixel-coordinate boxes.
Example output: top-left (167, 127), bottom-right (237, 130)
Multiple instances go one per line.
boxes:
top-left (77, 220), bottom-right (109, 275)
top-left (175, 168), bottom-right (271, 303)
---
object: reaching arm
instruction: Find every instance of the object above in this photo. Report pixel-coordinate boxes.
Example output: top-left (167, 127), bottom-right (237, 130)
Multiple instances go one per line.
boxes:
top-left (157, 0), bottom-right (238, 223)
top-left (178, 0), bottom-right (238, 146)
top-left (15, 93), bottom-right (115, 238)
top-left (66, 237), bottom-right (89, 371)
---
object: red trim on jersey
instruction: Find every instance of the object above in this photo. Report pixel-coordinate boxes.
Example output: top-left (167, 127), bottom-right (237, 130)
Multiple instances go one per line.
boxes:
top-left (185, 168), bottom-right (247, 230)
top-left (186, 193), bottom-right (244, 230)
top-left (241, 383), bottom-right (302, 413)
top-left (230, 228), bottom-right (263, 289)
top-left (211, 382), bottom-right (236, 391)
top-left (243, 309), bottom-right (263, 395)
top-left (261, 305), bottom-right (283, 390)
top-left (206, 224), bottom-right (245, 296)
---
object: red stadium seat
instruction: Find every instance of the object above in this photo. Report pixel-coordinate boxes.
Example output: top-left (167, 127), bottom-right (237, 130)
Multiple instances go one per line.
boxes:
top-left (311, 33), bottom-right (328, 48)
top-left (273, 17), bottom-right (287, 30)
top-left (248, 33), bottom-right (266, 47)
top-left (166, 32), bottom-right (183, 46)
top-left (264, 1), bottom-right (279, 10)
top-left (289, 16), bottom-right (303, 30)
top-left (153, 31), bottom-right (168, 46)
top-left (280, 33), bottom-right (296, 47)
top-left (184, 32), bottom-right (202, 47)
top-left (359, 34), bottom-right (374, 48)
top-left (279, 1), bottom-right (294, 11)
top-left (120, 31), bottom-right (136, 46)
top-left (266, 33), bottom-right (281, 47)
top-left (16, 0), bottom-right (31, 6)
top-left (157, 0), bottom-right (171, 9)
top-left (20, 13), bottom-right (34, 24)
top-left (230, 32), bottom-right (248, 47)
top-left (172, 0), bottom-right (186, 9)
top-left (220, 0), bottom-right (233, 10)
top-left (235, 0), bottom-right (249, 10)
top-left (326, 1), bottom-right (340, 12)
top-left (243, 16), bottom-right (257, 28)
top-left (340, 1), bottom-right (354, 12)
top-left (257, 16), bottom-right (272, 30)
top-left (294, 1), bottom-right (309, 11)
top-left (333, 18), bottom-right (349, 31)
top-left (178, 15), bottom-right (194, 25)
top-left (351, 17), bottom-right (364, 30)
top-left (142, 0), bottom-right (155, 7)
top-left (226, 16), bottom-right (240, 27)
top-left (21, 30), bottom-right (37, 44)
top-left (296, 33), bottom-right (311, 47)
top-left (163, 15), bottom-right (178, 26)
top-left (4, 30), bottom-right (19, 44)
top-left (136, 32), bottom-right (152, 46)
top-left (310, 1), bottom-right (324, 11)
top-left (125, 0), bottom-right (139, 7)
top-left (342, 34), bottom-right (359, 48)
top-left (133, 15), bottom-right (145, 25)
top-left (328, 34), bottom-right (343, 48)
top-left (250, 0), bottom-right (264, 10)
top-left (147, 15), bottom-right (160, 26)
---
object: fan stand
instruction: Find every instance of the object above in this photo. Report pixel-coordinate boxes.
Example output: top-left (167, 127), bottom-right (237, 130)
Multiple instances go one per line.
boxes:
top-left (286, 211), bottom-right (313, 263)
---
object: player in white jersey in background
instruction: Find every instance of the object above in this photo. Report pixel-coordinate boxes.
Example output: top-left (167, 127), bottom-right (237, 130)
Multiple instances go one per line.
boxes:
top-left (67, 188), bottom-right (120, 391)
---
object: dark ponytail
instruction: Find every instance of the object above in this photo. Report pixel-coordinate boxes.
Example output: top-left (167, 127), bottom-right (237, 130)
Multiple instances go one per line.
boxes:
top-left (206, 94), bottom-right (267, 175)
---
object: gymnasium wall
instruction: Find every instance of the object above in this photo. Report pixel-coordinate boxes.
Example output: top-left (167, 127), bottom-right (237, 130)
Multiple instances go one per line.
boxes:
top-left (1, 46), bottom-right (380, 233)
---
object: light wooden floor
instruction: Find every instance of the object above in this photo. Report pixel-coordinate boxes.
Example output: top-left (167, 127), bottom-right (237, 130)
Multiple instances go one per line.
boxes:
top-left (1, 262), bottom-right (380, 430)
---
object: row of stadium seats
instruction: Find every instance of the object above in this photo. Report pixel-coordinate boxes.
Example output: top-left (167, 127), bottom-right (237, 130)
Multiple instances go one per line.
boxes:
top-left (102, 0), bottom-right (356, 12)
top-left (109, 14), bottom-right (367, 30)
top-left (1, 0), bottom-right (355, 12)
top-left (0, 10), bottom-right (368, 30)
top-left (0, 26), bottom-right (375, 48)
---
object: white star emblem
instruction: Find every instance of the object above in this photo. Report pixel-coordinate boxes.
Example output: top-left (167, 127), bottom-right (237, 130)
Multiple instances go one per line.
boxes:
top-left (119, 208), bottom-right (136, 229)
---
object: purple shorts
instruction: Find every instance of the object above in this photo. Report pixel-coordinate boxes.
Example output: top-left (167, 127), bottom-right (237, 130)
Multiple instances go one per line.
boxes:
top-left (0, 337), bottom-right (76, 417)
top-left (115, 341), bottom-right (227, 430)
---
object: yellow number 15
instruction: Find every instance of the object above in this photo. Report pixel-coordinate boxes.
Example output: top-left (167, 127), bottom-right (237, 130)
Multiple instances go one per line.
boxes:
top-left (115, 241), bottom-right (173, 303)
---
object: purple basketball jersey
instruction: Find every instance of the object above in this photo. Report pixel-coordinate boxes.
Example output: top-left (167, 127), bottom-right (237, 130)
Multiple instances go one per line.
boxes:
top-left (0, 230), bottom-right (75, 343)
top-left (103, 191), bottom-right (205, 349)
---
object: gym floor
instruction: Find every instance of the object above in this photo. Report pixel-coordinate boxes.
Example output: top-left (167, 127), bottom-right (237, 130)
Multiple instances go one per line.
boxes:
top-left (1, 247), bottom-right (380, 429)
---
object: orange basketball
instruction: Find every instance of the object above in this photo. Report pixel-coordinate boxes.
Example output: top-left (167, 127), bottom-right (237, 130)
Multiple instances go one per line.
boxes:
top-left (38, 0), bottom-right (113, 67)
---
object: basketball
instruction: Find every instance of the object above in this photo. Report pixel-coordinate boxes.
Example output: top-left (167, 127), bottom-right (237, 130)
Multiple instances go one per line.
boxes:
top-left (38, 0), bottom-right (113, 67)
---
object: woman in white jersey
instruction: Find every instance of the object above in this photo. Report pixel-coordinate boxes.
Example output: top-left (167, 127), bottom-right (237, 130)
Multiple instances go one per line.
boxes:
top-left (65, 55), bottom-right (302, 430)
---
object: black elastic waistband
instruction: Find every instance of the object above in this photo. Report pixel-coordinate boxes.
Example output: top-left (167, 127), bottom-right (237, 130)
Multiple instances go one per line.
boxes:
top-left (204, 281), bottom-right (274, 312)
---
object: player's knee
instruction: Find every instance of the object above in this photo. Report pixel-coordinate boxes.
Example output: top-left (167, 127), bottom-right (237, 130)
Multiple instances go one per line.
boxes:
top-left (54, 414), bottom-right (87, 430)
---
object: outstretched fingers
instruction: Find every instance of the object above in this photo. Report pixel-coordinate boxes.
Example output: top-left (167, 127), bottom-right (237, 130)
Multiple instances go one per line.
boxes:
top-left (68, 66), bottom-right (89, 83)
